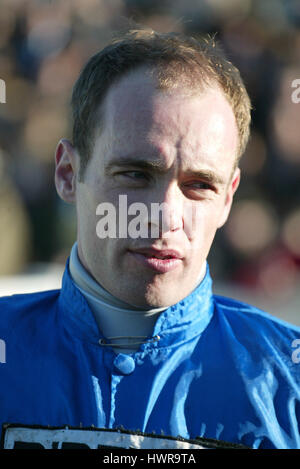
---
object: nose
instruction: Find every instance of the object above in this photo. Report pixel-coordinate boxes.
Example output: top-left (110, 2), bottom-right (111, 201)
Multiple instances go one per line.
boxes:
top-left (148, 181), bottom-right (184, 238)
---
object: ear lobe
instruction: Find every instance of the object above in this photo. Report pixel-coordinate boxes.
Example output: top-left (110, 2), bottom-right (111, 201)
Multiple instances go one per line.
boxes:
top-left (217, 167), bottom-right (240, 229)
top-left (54, 139), bottom-right (77, 204)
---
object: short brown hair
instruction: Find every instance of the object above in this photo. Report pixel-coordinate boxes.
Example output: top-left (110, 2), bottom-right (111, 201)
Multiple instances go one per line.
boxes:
top-left (71, 29), bottom-right (251, 180)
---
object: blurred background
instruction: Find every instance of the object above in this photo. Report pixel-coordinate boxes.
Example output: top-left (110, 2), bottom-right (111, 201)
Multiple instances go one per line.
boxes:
top-left (0, 0), bottom-right (299, 325)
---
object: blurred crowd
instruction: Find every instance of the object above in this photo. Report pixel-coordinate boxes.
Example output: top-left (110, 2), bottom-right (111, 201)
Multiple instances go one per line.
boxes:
top-left (0, 0), bottom-right (300, 311)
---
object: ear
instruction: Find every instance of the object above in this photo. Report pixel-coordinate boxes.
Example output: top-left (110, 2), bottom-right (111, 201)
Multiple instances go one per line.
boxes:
top-left (217, 167), bottom-right (240, 229)
top-left (54, 139), bottom-right (77, 204)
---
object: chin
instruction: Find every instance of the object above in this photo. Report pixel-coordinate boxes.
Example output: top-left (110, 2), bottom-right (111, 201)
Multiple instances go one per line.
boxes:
top-left (143, 285), bottom-right (182, 309)
top-left (121, 286), bottom-right (174, 309)
top-left (117, 272), bottom-right (187, 309)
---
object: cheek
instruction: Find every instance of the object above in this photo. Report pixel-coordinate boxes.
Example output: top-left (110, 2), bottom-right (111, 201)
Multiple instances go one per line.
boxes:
top-left (77, 180), bottom-right (109, 226)
top-left (183, 203), bottom-right (221, 245)
top-left (77, 197), bottom-right (95, 235)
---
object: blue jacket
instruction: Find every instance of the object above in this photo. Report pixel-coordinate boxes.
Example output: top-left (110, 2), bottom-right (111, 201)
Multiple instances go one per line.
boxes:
top-left (0, 261), bottom-right (299, 449)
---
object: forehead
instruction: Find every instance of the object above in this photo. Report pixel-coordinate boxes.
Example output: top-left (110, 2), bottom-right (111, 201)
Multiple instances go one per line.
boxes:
top-left (98, 68), bottom-right (238, 171)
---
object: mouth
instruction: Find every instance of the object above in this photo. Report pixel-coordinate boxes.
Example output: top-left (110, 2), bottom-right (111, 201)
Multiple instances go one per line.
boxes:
top-left (127, 247), bottom-right (184, 273)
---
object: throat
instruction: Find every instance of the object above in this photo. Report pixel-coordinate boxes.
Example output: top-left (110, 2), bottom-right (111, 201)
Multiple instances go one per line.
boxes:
top-left (69, 242), bottom-right (165, 353)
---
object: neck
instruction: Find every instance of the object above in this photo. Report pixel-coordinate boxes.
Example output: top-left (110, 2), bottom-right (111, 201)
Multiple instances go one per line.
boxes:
top-left (69, 242), bottom-right (206, 353)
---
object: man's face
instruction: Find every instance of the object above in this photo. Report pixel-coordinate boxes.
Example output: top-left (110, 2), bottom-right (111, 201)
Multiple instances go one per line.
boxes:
top-left (70, 69), bottom-right (240, 308)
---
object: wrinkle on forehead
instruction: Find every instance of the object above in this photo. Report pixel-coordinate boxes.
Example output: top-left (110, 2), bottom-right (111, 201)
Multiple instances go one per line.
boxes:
top-left (150, 94), bottom-right (236, 157)
top-left (101, 67), bottom-right (206, 135)
top-left (96, 69), bottom-right (238, 173)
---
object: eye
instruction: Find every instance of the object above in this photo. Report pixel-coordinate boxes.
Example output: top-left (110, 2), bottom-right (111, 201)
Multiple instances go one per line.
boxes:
top-left (116, 170), bottom-right (150, 184)
top-left (122, 171), bottom-right (148, 180)
top-left (181, 181), bottom-right (218, 200)
top-left (183, 181), bottom-right (215, 191)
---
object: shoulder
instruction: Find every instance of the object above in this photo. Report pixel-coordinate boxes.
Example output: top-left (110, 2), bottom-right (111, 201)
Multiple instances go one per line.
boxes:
top-left (0, 289), bottom-right (60, 331)
top-left (211, 295), bottom-right (300, 387)
top-left (213, 293), bottom-right (300, 343)
top-left (0, 288), bottom-right (60, 308)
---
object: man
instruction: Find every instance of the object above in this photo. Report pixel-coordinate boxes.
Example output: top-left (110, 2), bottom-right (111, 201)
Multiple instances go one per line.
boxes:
top-left (0, 29), bottom-right (299, 450)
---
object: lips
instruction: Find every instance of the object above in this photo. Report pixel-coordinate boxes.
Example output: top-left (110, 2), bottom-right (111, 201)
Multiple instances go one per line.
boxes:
top-left (131, 247), bottom-right (183, 259)
top-left (127, 247), bottom-right (184, 273)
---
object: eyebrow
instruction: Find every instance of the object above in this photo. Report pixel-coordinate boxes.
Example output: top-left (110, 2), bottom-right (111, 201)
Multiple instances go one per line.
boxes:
top-left (183, 169), bottom-right (226, 186)
top-left (105, 157), bottom-right (166, 174)
top-left (105, 157), bottom-right (226, 186)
